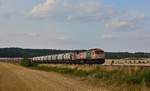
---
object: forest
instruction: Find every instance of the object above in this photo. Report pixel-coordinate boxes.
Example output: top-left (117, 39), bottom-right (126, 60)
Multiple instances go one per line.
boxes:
top-left (0, 48), bottom-right (150, 59)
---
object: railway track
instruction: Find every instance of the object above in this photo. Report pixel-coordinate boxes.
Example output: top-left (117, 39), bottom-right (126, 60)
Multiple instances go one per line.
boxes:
top-left (0, 58), bottom-right (150, 67)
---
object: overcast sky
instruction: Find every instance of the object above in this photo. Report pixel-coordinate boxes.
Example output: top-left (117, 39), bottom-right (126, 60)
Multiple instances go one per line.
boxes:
top-left (0, 0), bottom-right (150, 52)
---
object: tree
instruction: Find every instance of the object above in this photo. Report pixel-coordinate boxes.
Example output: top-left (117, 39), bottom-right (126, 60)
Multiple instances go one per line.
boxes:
top-left (20, 57), bottom-right (32, 67)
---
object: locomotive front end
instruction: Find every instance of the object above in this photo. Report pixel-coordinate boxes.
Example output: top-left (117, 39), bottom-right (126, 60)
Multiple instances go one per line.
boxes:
top-left (89, 48), bottom-right (105, 64)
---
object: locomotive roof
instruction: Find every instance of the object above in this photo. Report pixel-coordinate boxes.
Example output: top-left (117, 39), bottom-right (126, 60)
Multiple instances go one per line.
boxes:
top-left (89, 48), bottom-right (104, 51)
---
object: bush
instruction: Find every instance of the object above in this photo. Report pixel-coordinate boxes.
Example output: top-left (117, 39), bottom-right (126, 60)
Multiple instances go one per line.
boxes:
top-left (142, 70), bottom-right (150, 85)
top-left (124, 75), bottom-right (143, 84)
top-left (20, 57), bottom-right (33, 67)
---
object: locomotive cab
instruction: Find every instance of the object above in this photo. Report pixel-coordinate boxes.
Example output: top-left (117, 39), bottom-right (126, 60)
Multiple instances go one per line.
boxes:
top-left (89, 48), bottom-right (105, 64)
top-left (94, 49), bottom-right (105, 59)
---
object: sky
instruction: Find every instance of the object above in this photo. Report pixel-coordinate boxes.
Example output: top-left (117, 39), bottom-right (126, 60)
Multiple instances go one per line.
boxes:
top-left (0, 0), bottom-right (150, 52)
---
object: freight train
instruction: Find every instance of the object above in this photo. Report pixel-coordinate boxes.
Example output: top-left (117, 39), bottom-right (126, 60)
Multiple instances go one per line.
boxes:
top-left (31, 48), bottom-right (105, 64)
top-left (0, 48), bottom-right (105, 64)
top-left (0, 58), bottom-right (22, 63)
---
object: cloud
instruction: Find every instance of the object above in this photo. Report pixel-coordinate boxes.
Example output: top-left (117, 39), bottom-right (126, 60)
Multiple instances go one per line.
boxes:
top-left (29, 0), bottom-right (57, 18)
top-left (0, 39), bottom-right (10, 43)
top-left (101, 34), bottom-right (116, 39)
top-left (0, 1), bottom-right (1, 7)
top-left (29, 0), bottom-right (113, 22)
top-left (64, 0), bottom-right (102, 22)
top-left (105, 19), bottom-right (134, 30)
top-left (105, 14), bottom-right (145, 30)
top-left (0, 12), bottom-right (20, 20)
top-left (0, 38), bottom-right (24, 44)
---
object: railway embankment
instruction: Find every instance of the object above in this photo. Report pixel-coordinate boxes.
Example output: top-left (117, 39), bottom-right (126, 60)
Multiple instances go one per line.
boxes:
top-left (30, 64), bottom-right (150, 91)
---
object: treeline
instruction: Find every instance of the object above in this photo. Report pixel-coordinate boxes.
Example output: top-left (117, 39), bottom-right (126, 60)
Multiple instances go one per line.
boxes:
top-left (0, 48), bottom-right (150, 59)
top-left (0, 48), bottom-right (85, 58)
top-left (105, 52), bottom-right (150, 59)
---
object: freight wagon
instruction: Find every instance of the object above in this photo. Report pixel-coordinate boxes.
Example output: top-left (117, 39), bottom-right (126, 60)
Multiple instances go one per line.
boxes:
top-left (0, 58), bottom-right (22, 63)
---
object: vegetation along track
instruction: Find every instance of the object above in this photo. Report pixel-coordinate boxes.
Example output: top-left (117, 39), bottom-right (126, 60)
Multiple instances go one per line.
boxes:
top-left (0, 62), bottom-right (109, 91)
top-left (103, 59), bottom-right (150, 67)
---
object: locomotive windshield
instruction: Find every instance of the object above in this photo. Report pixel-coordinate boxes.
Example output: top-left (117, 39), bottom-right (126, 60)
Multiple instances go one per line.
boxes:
top-left (95, 50), bottom-right (104, 54)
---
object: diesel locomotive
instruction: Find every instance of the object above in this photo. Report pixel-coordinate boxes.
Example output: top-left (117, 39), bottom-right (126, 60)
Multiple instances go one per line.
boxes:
top-left (31, 48), bottom-right (105, 64)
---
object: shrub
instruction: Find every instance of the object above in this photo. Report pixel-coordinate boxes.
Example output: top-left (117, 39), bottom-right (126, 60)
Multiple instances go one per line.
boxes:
top-left (124, 75), bottom-right (143, 84)
top-left (20, 57), bottom-right (33, 67)
top-left (142, 70), bottom-right (150, 85)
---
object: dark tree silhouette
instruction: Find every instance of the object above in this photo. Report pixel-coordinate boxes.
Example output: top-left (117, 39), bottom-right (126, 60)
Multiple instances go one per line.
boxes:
top-left (0, 47), bottom-right (150, 59)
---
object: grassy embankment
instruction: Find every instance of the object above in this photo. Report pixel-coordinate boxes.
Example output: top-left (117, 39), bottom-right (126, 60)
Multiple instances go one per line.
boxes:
top-left (32, 64), bottom-right (150, 91)
top-left (20, 58), bottom-right (150, 91)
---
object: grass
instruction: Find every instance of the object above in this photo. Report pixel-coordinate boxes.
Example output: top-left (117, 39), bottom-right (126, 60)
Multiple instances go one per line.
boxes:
top-left (30, 64), bottom-right (150, 91)
top-left (33, 65), bottom-right (90, 77)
